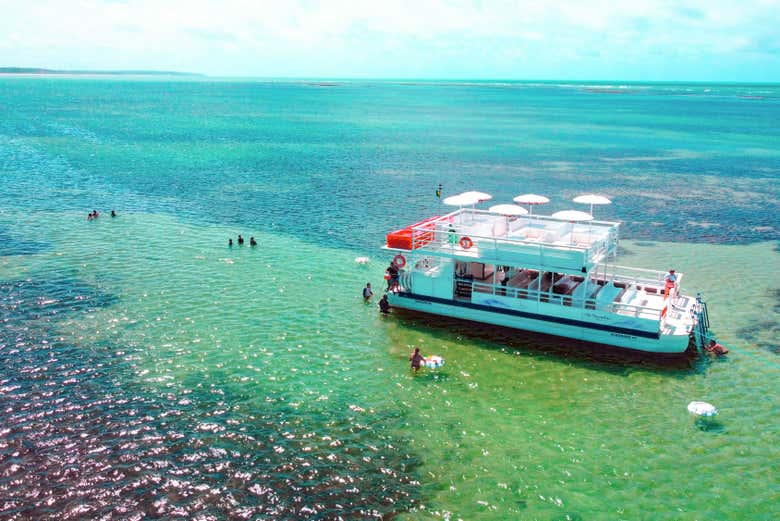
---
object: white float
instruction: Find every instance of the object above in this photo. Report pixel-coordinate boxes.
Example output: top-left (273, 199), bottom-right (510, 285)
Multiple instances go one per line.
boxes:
top-left (423, 356), bottom-right (445, 369)
top-left (354, 256), bottom-right (370, 264)
top-left (687, 401), bottom-right (718, 417)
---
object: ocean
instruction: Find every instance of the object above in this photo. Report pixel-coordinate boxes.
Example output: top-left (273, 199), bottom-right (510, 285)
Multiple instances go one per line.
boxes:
top-left (1, 77), bottom-right (778, 520)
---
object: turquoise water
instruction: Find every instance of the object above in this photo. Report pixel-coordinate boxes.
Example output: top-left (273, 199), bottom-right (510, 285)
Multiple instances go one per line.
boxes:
top-left (1, 78), bottom-right (779, 519)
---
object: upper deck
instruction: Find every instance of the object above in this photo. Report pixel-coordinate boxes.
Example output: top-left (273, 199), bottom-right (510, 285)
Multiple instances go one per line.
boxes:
top-left (386, 208), bottom-right (620, 273)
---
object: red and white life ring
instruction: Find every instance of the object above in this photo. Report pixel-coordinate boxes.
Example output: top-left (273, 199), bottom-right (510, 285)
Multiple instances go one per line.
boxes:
top-left (393, 254), bottom-right (407, 268)
top-left (459, 236), bottom-right (474, 249)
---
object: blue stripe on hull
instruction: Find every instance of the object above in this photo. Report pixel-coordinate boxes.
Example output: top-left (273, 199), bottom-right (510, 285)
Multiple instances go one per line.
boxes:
top-left (395, 291), bottom-right (661, 340)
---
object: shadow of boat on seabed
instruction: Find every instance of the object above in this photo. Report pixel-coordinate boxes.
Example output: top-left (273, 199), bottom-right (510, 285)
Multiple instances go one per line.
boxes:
top-left (386, 307), bottom-right (702, 375)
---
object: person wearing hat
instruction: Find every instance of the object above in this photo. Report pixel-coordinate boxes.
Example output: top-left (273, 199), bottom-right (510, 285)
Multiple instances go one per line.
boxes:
top-left (664, 269), bottom-right (678, 298)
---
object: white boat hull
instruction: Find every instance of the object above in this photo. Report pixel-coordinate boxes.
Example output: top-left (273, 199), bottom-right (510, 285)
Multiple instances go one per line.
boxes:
top-left (388, 292), bottom-right (691, 354)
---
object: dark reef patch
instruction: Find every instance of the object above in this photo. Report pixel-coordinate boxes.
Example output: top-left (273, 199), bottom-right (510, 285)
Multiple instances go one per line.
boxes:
top-left (0, 276), bottom-right (421, 519)
top-left (0, 227), bottom-right (49, 256)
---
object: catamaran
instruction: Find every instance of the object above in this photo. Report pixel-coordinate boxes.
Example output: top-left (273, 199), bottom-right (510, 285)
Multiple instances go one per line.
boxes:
top-left (382, 194), bottom-right (711, 354)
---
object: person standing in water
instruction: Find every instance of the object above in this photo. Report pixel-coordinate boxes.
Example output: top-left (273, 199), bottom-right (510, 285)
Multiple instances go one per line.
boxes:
top-left (378, 294), bottom-right (390, 314)
top-left (250, 236), bottom-right (257, 246)
top-left (362, 282), bottom-right (373, 302)
top-left (237, 235), bottom-right (244, 245)
top-left (409, 347), bottom-right (425, 372)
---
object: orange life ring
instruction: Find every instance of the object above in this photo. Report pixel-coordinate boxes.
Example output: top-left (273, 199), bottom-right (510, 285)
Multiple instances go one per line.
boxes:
top-left (459, 236), bottom-right (473, 249)
top-left (393, 254), bottom-right (406, 268)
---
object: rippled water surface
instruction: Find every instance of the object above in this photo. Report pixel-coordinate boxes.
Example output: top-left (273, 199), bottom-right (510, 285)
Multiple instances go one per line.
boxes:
top-left (1, 78), bottom-right (779, 519)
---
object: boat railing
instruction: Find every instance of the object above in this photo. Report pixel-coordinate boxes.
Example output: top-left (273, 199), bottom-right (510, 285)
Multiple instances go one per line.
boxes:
top-left (412, 220), bottom-right (612, 267)
top-left (469, 279), bottom-right (663, 320)
top-left (607, 265), bottom-right (679, 287)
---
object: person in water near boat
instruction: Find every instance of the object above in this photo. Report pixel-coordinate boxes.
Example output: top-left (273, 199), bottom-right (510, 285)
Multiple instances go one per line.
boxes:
top-left (378, 294), bottom-right (390, 313)
top-left (362, 282), bottom-right (373, 301)
top-left (111, 210), bottom-right (116, 217)
top-left (664, 269), bottom-right (677, 298)
top-left (237, 235), bottom-right (244, 245)
top-left (409, 347), bottom-right (425, 372)
top-left (250, 236), bottom-right (257, 246)
top-left (706, 339), bottom-right (729, 355)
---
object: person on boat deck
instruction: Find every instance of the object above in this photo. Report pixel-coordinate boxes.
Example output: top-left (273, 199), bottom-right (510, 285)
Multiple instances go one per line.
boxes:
top-left (250, 236), bottom-right (257, 246)
top-left (363, 282), bottom-right (373, 301)
top-left (386, 263), bottom-right (399, 292)
top-left (409, 347), bottom-right (425, 372)
top-left (379, 294), bottom-right (390, 314)
top-left (664, 269), bottom-right (678, 298)
top-left (706, 339), bottom-right (729, 355)
top-left (496, 267), bottom-right (507, 295)
top-left (237, 234), bottom-right (244, 245)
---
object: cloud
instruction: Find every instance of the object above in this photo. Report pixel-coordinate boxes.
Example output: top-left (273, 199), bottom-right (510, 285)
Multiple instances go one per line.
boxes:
top-left (0, 0), bottom-right (777, 80)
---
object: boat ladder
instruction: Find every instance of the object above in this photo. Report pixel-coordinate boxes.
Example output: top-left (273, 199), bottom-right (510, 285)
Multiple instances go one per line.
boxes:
top-left (691, 292), bottom-right (710, 351)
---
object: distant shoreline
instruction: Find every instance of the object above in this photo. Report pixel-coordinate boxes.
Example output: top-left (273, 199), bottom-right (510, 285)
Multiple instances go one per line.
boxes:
top-left (0, 67), bottom-right (203, 76)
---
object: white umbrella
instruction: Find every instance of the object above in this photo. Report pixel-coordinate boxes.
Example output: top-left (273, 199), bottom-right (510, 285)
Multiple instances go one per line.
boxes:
top-left (552, 210), bottom-right (594, 244)
top-left (443, 193), bottom-right (480, 207)
top-left (489, 204), bottom-right (528, 234)
top-left (461, 190), bottom-right (493, 202)
top-left (551, 210), bottom-right (593, 222)
top-left (573, 194), bottom-right (611, 217)
top-left (488, 204), bottom-right (528, 216)
top-left (513, 193), bottom-right (550, 216)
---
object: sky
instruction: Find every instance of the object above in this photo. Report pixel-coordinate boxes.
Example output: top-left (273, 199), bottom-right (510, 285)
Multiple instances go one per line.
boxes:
top-left (0, 0), bottom-right (778, 81)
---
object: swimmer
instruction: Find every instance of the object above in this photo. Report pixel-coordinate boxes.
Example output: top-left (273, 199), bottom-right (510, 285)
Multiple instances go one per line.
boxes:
top-left (93, 210), bottom-right (99, 218)
top-left (409, 347), bottom-right (425, 372)
top-left (362, 282), bottom-right (373, 302)
top-left (237, 235), bottom-right (244, 245)
top-left (228, 238), bottom-right (233, 247)
top-left (706, 339), bottom-right (729, 355)
top-left (111, 210), bottom-right (116, 217)
top-left (250, 236), bottom-right (257, 247)
top-left (378, 294), bottom-right (390, 314)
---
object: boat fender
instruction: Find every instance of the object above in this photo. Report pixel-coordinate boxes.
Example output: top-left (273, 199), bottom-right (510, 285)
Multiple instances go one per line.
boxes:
top-left (687, 401), bottom-right (718, 417)
top-left (459, 236), bottom-right (473, 249)
top-left (393, 254), bottom-right (406, 268)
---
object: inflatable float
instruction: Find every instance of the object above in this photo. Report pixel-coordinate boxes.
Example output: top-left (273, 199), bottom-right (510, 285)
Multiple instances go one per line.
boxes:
top-left (423, 355), bottom-right (445, 369)
top-left (687, 401), bottom-right (718, 417)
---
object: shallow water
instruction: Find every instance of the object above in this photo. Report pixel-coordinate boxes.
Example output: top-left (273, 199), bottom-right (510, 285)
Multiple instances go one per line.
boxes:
top-left (1, 78), bottom-right (779, 519)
